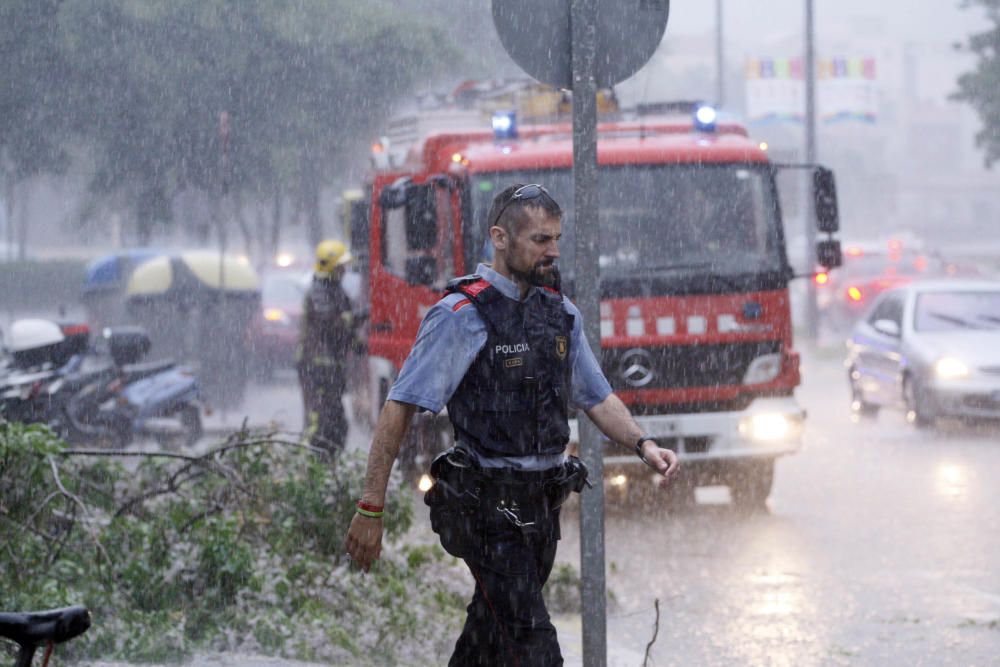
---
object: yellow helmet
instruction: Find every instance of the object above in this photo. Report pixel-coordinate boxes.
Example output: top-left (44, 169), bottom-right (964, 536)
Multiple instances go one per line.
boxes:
top-left (314, 239), bottom-right (353, 277)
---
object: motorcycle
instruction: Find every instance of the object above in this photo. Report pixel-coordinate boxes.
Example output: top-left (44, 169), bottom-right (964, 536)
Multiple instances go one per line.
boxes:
top-left (0, 319), bottom-right (91, 426)
top-left (0, 319), bottom-right (202, 448)
top-left (60, 326), bottom-right (203, 448)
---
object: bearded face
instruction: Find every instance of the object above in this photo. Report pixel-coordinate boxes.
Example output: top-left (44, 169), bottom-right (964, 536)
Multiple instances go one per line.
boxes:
top-left (504, 209), bottom-right (563, 290)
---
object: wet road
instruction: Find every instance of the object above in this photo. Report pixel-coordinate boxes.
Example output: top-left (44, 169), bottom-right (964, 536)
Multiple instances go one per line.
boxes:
top-left (88, 345), bottom-right (1000, 665)
top-left (554, 346), bottom-right (1000, 666)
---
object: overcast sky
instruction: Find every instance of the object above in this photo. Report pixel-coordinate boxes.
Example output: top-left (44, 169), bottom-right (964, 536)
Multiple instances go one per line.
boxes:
top-left (667, 0), bottom-right (986, 48)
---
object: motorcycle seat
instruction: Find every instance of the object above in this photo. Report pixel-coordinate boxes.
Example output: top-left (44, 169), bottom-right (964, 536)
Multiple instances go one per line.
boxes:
top-left (121, 359), bottom-right (176, 382)
top-left (0, 605), bottom-right (90, 647)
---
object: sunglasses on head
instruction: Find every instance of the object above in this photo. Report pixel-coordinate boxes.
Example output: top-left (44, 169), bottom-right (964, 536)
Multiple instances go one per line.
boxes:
top-left (492, 184), bottom-right (552, 227)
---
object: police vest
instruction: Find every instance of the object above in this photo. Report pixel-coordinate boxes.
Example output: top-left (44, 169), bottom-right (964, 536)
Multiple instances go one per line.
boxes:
top-left (445, 275), bottom-right (574, 458)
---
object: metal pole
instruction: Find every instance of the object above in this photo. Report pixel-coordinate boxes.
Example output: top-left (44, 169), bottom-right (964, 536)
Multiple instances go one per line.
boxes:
top-left (571, 1), bottom-right (606, 665)
top-left (715, 0), bottom-right (724, 106)
top-left (219, 111), bottom-right (230, 421)
top-left (803, 0), bottom-right (819, 340)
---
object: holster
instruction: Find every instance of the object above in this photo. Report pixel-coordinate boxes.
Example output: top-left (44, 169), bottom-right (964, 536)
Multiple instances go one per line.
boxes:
top-left (424, 448), bottom-right (482, 558)
top-left (424, 447), bottom-right (590, 558)
top-left (542, 455), bottom-right (590, 511)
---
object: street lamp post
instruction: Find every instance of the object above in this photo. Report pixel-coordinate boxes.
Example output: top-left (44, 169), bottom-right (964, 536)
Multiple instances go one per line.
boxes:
top-left (804, 0), bottom-right (819, 340)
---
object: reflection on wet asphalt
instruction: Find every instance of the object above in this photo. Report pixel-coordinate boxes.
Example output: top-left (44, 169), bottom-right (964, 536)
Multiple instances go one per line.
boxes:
top-left (556, 346), bottom-right (1000, 666)
top-left (99, 350), bottom-right (1000, 666)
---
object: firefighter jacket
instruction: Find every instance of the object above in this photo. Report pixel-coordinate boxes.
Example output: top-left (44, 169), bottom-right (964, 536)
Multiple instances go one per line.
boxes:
top-left (445, 276), bottom-right (574, 458)
top-left (297, 275), bottom-right (357, 371)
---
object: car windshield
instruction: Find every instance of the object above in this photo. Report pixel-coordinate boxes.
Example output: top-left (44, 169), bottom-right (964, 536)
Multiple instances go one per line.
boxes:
top-left (470, 164), bottom-right (784, 278)
top-left (261, 274), bottom-right (305, 309)
top-left (914, 290), bottom-right (1000, 331)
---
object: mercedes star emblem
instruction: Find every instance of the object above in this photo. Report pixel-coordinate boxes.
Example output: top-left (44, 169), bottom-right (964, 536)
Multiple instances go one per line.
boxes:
top-left (619, 348), bottom-right (654, 387)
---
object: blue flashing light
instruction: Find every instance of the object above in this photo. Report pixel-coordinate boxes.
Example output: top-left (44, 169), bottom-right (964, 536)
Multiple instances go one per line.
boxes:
top-left (492, 110), bottom-right (517, 140)
top-left (693, 104), bottom-right (717, 132)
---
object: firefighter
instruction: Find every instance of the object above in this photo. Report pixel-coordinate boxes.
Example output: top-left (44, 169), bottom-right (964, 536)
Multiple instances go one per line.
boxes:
top-left (297, 239), bottom-right (359, 456)
top-left (344, 184), bottom-right (680, 666)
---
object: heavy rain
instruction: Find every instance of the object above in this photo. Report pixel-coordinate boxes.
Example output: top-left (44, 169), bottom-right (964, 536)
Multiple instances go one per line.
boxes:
top-left (2, 1), bottom-right (1000, 666)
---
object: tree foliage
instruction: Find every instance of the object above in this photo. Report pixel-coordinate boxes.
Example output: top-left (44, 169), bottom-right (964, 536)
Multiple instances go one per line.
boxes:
top-left (2, 0), bottom-right (459, 244)
top-left (0, 422), bottom-right (466, 664)
top-left (0, 0), bottom-right (72, 181)
top-left (954, 0), bottom-right (1000, 166)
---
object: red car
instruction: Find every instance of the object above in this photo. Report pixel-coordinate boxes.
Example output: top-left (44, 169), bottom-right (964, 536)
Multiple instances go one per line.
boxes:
top-left (247, 269), bottom-right (309, 377)
top-left (817, 239), bottom-right (950, 332)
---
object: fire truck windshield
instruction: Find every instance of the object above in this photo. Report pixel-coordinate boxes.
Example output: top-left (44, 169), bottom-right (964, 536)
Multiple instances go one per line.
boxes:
top-left (470, 164), bottom-right (786, 285)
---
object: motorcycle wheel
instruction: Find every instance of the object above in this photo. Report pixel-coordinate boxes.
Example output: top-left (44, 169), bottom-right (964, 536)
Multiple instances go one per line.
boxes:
top-left (180, 404), bottom-right (203, 447)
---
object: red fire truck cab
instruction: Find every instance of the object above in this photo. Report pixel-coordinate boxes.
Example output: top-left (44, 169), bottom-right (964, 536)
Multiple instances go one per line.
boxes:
top-left (350, 95), bottom-right (840, 508)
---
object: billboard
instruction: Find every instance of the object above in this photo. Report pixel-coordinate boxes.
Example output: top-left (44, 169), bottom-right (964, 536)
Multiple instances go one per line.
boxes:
top-left (745, 56), bottom-right (877, 124)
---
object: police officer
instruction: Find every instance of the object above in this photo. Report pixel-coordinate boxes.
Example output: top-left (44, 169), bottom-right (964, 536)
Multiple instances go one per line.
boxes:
top-left (297, 239), bottom-right (360, 456)
top-left (344, 184), bottom-right (680, 666)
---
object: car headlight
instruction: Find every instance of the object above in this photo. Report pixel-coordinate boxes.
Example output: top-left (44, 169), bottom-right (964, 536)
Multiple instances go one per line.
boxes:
top-left (263, 308), bottom-right (291, 325)
top-left (934, 357), bottom-right (969, 379)
top-left (743, 353), bottom-right (782, 385)
top-left (739, 413), bottom-right (802, 442)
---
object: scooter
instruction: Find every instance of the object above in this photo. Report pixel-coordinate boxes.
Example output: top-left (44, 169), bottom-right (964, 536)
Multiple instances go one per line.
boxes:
top-left (61, 327), bottom-right (203, 448)
top-left (0, 319), bottom-right (92, 426)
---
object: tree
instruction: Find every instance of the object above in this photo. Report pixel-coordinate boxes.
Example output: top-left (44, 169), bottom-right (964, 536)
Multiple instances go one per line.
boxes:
top-left (953, 0), bottom-right (1000, 167)
top-left (55, 0), bottom-right (458, 246)
top-left (0, 0), bottom-right (73, 258)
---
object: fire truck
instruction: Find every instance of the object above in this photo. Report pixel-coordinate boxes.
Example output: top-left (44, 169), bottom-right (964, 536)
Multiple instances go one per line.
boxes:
top-left (348, 80), bottom-right (841, 507)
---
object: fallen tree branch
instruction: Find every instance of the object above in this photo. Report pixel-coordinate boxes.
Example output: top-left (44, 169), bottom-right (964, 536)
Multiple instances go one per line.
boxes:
top-left (47, 455), bottom-right (111, 570)
top-left (643, 598), bottom-right (660, 667)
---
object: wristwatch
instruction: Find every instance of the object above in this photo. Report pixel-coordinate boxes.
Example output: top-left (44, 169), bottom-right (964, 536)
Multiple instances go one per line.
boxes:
top-left (634, 436), bottom-right (656, 463)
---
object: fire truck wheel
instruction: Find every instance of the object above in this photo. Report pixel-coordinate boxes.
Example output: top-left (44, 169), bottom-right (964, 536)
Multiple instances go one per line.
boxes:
top-left (662, 474), bottom-right (696, 513)
top-left (729, 460), bottom-right (774, 510)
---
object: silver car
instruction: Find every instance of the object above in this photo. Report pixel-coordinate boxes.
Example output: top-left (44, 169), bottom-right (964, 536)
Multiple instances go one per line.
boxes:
top-left (845, 280), bottom-right (1000, 427)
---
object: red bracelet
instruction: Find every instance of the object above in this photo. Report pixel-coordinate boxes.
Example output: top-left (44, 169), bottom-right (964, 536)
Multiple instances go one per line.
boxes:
top-left (357, 501), bottom-right (384, 513)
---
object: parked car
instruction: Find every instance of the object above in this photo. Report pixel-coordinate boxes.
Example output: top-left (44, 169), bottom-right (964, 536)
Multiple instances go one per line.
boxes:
top-left (818, 239), bottom-right (948, 333)
top-left (845, 280), bottom-right (1000, 427)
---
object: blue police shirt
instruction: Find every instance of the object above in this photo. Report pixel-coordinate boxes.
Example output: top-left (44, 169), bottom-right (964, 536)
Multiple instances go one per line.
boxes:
top-left (387, 263), bottom-right (612, 469)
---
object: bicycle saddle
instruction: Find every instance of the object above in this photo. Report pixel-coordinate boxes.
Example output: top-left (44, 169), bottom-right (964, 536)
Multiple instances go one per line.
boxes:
top-left (0, 605), bottom-right (90, 647)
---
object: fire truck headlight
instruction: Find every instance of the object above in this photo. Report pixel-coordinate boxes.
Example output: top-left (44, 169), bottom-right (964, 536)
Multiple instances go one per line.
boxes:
top-left (743, 353), bottom-right (782, 385)
top-left (609, 474), bottom-right (628, 488)
top-left (740, 413), bottom-right (800, 442)
top-left (417, 474), bottom-right (434, 493)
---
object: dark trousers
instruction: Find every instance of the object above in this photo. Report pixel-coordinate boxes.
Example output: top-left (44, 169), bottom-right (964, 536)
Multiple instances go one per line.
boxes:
top-left (298, 364), bottom-right (347, 455)
top-left (448, 505), bottom-right (563, 667)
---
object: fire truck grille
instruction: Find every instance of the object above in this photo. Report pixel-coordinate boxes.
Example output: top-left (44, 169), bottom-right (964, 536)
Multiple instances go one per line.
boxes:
top-left (602, 340), bottom-right (783, 390)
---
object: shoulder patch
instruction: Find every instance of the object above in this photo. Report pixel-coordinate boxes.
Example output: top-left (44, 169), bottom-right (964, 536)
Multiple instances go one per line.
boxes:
top-left (459, 279), bottom-right (491, 298)
top-left (445, 273), bottom-right (484, 294)
top-left (438, 291), bottom-right (475, 313)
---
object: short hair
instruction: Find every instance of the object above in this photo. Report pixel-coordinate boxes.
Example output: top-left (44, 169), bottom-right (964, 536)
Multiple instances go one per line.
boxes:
top-left (487, 183), bottom-right (562, 235)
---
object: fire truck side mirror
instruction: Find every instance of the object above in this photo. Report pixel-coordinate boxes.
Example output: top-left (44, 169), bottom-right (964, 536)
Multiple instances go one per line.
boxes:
top-left (816, 239), bottom-right (843, 270)
top-left (405, 184), bottom-right (437, 251)
top-left (405, 256), bottom-right (438, 286)
top-left (379, 179), bottom-right (409, 209)
top-left (813, 167), bottom-right (839, 233)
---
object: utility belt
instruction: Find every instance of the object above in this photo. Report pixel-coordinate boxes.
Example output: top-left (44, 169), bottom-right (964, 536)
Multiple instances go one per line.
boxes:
top-left (424, 446), bottom-right (589, 559)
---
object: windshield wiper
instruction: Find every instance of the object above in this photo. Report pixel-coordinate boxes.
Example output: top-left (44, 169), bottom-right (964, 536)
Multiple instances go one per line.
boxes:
top-left (630, 263), bottom-right (757, 291)
top-left (639, 262), bottom-right (718, 272)
top-left (974, 314), bottom-right (1000, 328)
top-left (927, 311), bottom-right (983, 329)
